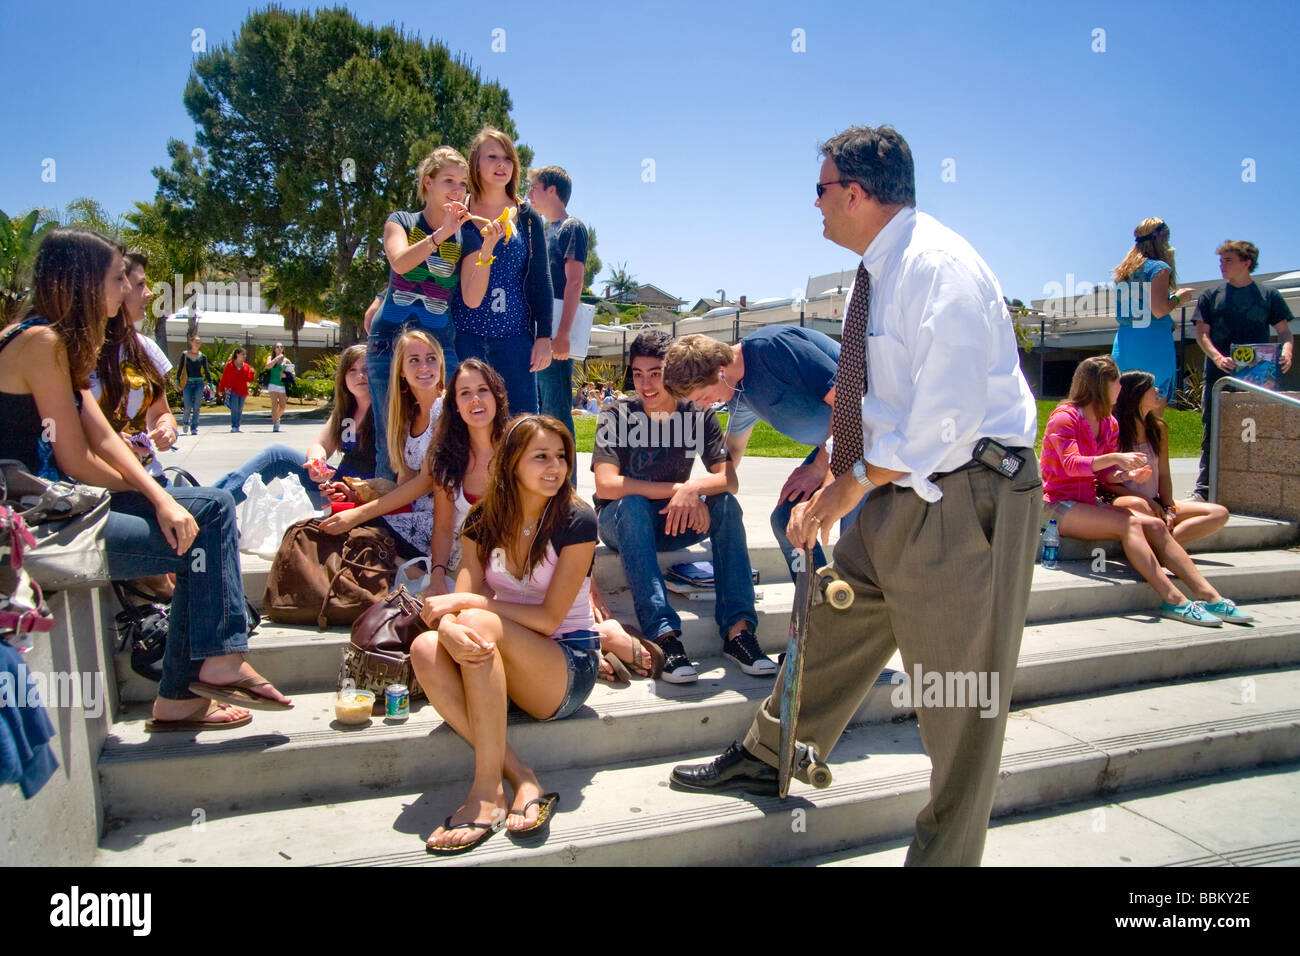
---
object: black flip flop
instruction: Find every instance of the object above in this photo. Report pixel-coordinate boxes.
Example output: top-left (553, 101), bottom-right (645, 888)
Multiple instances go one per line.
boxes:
top-left (508, 792), bottom-right (559, 841)
top-left (425, 815), bottom-right (505, 856)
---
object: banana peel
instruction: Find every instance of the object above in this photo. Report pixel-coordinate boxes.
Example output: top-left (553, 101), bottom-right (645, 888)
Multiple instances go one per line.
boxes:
top-left (467, 206), bottom-right (516, 243)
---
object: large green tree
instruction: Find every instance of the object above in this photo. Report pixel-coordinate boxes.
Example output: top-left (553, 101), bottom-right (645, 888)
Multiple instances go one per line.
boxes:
top-left (0, 209), bottom-right (56, 324)
top-left (158, 6), bottom-right (530, 341)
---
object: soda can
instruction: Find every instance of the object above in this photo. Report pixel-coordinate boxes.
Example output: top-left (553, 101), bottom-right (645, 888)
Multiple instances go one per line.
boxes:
top-left (385, 684), bottom-right (410, 720)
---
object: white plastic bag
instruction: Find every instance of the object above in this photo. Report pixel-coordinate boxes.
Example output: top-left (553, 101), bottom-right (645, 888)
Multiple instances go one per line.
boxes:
top-left (390, 556), bottom-right (431, 595)
top-left (238, 472), bottom-right (317, 559)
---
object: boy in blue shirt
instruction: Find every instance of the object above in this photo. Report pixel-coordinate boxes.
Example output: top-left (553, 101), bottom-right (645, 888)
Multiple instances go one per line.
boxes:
top-left (664, 327), bottom-right (848, 579)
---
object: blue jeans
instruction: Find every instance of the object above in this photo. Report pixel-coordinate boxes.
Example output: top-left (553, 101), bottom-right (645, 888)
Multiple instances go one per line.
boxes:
top-left (181, 380), bottom-right (204, 433)
top-left (597, 493), bottom-right (756, 643)
top-left (538, 357), bottom-right (574, 435)
top-left (104, 487), bottom-right (250, 700)
top-left (454, 330), bottom-right (538, 416)
top-left (227, 392), bottom-right (246, 430)
top-left (768, 448), bottom-right (866, 581)
top-left (537, 357), bottom-right (576, 486)
top-left (368, 316), bottom-right (460, 481)
top-left (544, 630), bottom-right (601, 721)
top-left (213, 443), bottom-right (324, 508)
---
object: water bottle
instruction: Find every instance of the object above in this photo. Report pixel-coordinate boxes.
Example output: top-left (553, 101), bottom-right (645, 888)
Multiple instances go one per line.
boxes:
top-left (1041, 519), bottom-right (1060, 570)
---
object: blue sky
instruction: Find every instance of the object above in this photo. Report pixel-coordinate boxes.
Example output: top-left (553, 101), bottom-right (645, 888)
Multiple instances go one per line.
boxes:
top-left (3, 0), bottom-right (1298, 309)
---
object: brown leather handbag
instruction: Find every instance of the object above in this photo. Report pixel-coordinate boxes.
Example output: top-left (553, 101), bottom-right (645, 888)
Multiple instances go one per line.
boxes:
top-left (264, 518), bottom-right (398, 629)
top-left (339, 585), bottom-right (427, 698)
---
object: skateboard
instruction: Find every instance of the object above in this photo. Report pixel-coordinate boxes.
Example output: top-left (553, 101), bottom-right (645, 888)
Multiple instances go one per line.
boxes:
top-left (778, 547), bottom-right (854, 798)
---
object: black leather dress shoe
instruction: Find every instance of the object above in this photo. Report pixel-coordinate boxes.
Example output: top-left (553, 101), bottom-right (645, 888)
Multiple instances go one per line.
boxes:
top-left (669, 742), bottom-right (779, 796)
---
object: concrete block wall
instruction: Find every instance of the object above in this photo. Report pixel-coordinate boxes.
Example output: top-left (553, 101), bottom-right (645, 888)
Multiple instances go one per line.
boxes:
top-left (1218, 391), bottom-right (1300, 522)
top-left (0, 587), bottom-right (116, 866)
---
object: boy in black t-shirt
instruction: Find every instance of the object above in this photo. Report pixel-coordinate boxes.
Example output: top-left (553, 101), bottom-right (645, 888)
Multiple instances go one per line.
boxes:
top-left (592, 331), bottom-right (773, 683)
top-left (1192, 240), bottom-right (1294, 500)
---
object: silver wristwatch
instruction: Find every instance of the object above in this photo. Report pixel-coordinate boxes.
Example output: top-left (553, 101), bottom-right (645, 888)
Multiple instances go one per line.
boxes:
top-left (852, 458), bottom-right (876, 492)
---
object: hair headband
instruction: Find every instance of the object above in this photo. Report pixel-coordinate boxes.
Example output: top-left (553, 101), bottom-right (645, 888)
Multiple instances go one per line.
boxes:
top-left (1135, 222), bottom-right (1167, 244)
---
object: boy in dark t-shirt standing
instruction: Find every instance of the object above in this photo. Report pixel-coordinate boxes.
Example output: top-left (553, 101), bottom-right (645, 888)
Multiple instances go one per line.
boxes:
top-left (592, 330), bottom-right (774, 683)
top-left (1191, 240), bottom-right (1294, 500)
top-left (528, 165), bottom-right (588, 442)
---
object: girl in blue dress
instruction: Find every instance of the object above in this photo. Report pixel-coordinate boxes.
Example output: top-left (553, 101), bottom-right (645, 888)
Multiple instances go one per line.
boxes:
top-left (1111, 218), bottom-right (1196, 410)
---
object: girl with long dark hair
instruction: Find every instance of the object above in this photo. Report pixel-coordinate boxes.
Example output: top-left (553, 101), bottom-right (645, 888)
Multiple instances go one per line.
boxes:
top-left (0, 229), bottom-right (291, 730)
top-left (1106, 369), bottom-right (1229, 545)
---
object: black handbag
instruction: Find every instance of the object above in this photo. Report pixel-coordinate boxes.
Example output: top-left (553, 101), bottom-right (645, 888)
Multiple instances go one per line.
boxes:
top-left (113, 581), bottom-right (264, 683)
top-left (112, 581), bottom-right (168, 682)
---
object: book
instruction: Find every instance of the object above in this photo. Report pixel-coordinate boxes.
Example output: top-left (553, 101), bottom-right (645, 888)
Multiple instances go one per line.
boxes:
top-left (1231, 342), bottom-right (1280, 391)
top-left (666, 561), bottom-right (760, 587)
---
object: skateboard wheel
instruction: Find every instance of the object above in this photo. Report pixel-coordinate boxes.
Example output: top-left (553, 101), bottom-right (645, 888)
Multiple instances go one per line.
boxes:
top-left (824, 579), bottom-right (854, 610)
top-left (809, 763), bottom-right (833, 789)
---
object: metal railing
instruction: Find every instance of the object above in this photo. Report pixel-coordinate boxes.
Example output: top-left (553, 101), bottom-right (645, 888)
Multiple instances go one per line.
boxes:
top-left (1208, 375), bottom-right (1300, 502)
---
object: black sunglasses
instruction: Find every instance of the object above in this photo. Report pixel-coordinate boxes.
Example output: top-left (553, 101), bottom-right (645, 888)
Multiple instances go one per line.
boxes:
top-left (816, 179), bottom-right (854, 199)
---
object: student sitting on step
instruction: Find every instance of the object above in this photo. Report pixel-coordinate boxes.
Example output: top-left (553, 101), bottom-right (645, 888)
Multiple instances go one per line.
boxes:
top-left (0, 228), bottom-right (291, 731)
top-left (334, 357), bottom-right (658, 680)
top-left (592, 330), bottom-right (773, 683)
top-left (1041, 355), bottom-right (1252, 626)
top-left (1104, 370), bottom-right (1229, 546)
top-left (319, 330), bottom-right (443, 560)
top-left (413, 415), bottom-right (601, 854)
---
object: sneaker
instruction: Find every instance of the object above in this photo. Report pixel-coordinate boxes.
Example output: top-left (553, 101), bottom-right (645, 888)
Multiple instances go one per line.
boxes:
top-left (656, 633), bottom-right (697, 684)
top-left (1187, 490), bottom-right (1207, 503)
top-left (1159, 600), bottom-right (1222, 627)
top-left (273, 423), bottom-right (280, 432)
top-left (1202, 599), bottom-right (1255, 625)
top-left (723, 629), bottom-right (777, 677)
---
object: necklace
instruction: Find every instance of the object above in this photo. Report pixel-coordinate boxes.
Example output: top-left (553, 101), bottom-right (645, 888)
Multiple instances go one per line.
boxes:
top-left (521, 497), bottom-right (551, 538)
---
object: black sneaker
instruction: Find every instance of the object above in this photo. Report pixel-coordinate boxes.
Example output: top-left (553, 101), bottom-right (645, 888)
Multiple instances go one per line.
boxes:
top-left (723, 629), bottom-right (777, 677)
top-left (656, 633), bottom-right (698, 684)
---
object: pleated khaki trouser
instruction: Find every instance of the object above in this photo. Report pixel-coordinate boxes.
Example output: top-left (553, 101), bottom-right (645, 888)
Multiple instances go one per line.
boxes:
top-left (743, 454), bottom-right (1043, 866)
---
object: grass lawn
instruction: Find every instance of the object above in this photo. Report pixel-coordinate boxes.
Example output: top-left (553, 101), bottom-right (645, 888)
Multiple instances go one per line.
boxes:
top-left (573, 413), bottom-right (812, 457)
top-left (576, 402), bottom-right (1204, 459)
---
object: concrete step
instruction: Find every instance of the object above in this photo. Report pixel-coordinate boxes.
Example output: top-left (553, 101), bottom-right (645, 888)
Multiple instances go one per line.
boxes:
top-left (1058, 513), bottom-right (1296, 560)
top-left (94, 668), bottom-right (1300, 866)
top-left (1025, 548), bottom-right (1300, 622)
top-left (794, 760), bottom-right (1300, 867)
top-left (117, 547), bottom-right (1300, 703)
top-left (99, 599), bottom-right (1300, 817)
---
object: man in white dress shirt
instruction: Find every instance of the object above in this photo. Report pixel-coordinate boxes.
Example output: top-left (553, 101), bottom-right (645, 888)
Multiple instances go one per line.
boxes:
top-left (670, 125), bottom-right (1042, 866)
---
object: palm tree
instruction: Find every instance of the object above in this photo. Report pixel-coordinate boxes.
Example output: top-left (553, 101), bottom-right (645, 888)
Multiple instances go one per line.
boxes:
top-left (124, 197), bottom-right (215, 291)
top-left (263, 257), bottom-right (328, 355)
top-left (606, 261), bottom-right (638, 302)
top-left (0, 209), bottom-right (56, 324)
top-left (60, 197), bottom-right (125, 240)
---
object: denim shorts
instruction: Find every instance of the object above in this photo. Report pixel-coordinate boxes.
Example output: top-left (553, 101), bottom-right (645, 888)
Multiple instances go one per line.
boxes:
top-left (544, 630), bottom-right (601, 722)
top-left (1042, 496), bottom-right (1105, 529)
